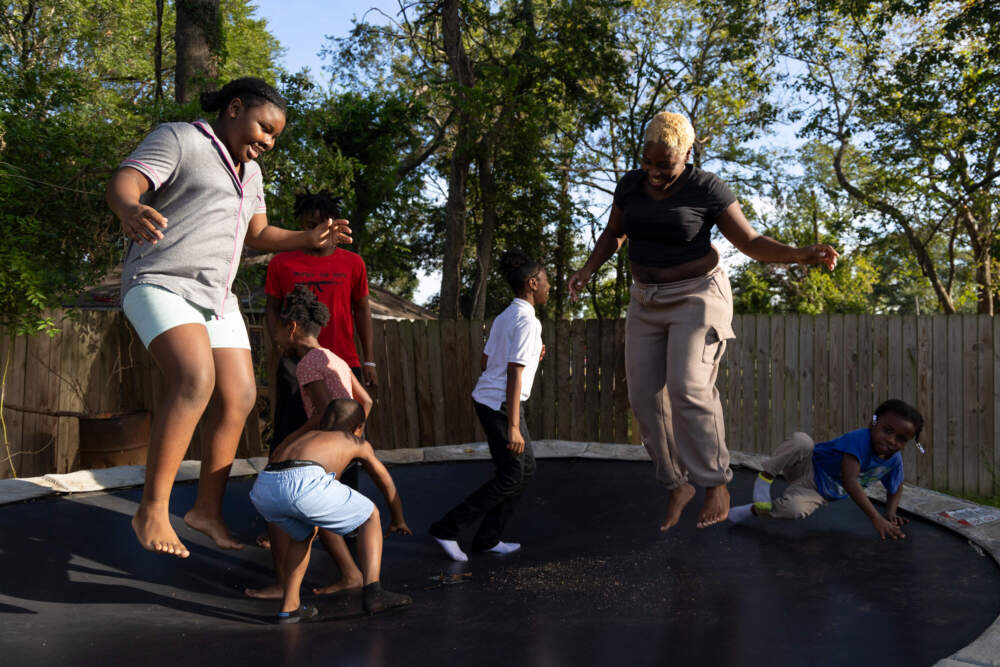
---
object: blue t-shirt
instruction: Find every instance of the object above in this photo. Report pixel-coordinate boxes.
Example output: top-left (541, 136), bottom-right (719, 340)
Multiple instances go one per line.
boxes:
top-left (811, 428), bottom-right (904, 501)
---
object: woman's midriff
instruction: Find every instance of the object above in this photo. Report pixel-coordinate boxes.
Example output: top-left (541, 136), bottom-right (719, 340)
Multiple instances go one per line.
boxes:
top-left (630, 247), bottom-right (718, 284)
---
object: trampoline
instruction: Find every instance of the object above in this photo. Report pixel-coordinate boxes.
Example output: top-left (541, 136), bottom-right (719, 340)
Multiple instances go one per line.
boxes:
top-left (1, 457), bottom-right (998, 667)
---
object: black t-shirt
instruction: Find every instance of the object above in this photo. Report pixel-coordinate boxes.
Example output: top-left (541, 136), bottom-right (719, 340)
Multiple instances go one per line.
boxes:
top-left (613, 166), bottom-right (737, 268)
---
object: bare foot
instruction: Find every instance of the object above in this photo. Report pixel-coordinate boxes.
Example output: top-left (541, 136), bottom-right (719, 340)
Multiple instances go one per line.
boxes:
top-left (255, 532), bottom-right (271, 550)
top-left (660, 483), bottom-right (696, 532)
top-left (183, 509), bottom-right (243, 550)
top-left (132, 508), bottom-right (190, 558)
top-left (313, 575), bottom-right (364, 596)
top-left (245, 584), bottom-right (283, 599)
top-left (696, 484), bottom-right (731, 528)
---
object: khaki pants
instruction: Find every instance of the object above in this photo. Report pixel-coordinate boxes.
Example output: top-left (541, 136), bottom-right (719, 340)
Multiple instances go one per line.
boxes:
top-left (761, 432), bottom-right (827, 520)
top-left (625, 264), bottom-right (735, 489)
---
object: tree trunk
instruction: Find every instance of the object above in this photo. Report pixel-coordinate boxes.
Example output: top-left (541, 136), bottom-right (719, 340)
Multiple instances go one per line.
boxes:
top-left (553, 154), bottom-right (573, 319)
top-left (154, 0), bottom-right (165, 101)
top-left (470, 138), bottom-right (498, 320)
top-left (438, 0), bottom-right (476, 319)
top-left (175, 0), bottom-right (221, 104)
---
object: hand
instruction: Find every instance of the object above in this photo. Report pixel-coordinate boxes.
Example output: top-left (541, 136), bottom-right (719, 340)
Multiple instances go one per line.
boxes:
top-left (362, 364), bottom-right (378, 387)
top-left (539, 344), bottom-right (546, 362)
top-left (885, 512), bottom-right (909, 527)
top-left (507, 425), bottom-right (525, 454)
top-left (797, 243), bottom-right (839, 271)
top-left (567, 268), bottom-right (591, 302)
top-left (306, 218), bottom-right (353, 248)
top-left (386, 521), bottom-right (412, 537)
top-left (873, 516), bottom-right (906, 540)
top-left (122, 203), bottom-right (168, 244)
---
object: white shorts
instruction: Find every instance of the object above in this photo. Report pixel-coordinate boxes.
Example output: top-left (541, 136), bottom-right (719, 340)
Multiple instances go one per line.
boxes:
top-left (123, 284), bottom-right (251, 350)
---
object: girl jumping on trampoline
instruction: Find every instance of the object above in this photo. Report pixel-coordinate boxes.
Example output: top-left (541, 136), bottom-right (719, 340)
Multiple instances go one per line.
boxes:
top-left (429, 249), bottom-right (549, 561)
top-left (106, 77), bottom-right (351, 558)
top-left (728, 399), bottom-right (924, 539)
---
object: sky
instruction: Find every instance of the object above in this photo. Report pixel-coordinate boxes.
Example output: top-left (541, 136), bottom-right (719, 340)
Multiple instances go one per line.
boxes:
top-left (252, 1), bottom-right (401, 79)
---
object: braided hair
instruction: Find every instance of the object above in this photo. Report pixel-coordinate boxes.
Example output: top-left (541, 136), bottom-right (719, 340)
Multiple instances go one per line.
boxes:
top-left (279, 284), bottom-right (330, 338)
top-left (294, 189), bottom-right (343, 220)
top-left (199, 77), bottom-right (287, 116)
top-left (874, 399), bottom-right (925, 442)
top-left (499, 248), bottom-right (542, 295)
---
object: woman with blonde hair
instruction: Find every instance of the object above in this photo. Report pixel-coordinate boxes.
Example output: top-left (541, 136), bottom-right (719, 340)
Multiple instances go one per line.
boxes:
top-left (569, 112), bottom-right (838, 531)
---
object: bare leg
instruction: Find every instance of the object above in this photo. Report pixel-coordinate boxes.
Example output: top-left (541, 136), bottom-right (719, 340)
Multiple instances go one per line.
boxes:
top-left (697, 484), bottom-right (731, 528)
top-left (355, 508), bottom-right (383, 585)
top-left (246, 523), bottom-right (289, 599)
top-left (184, 347), bottom-right (256, 550)
top-left (355, 508), bottom-right (411, 614)
top-left (280, 529), bottom-right (316, 614)
top-left (132, 324), bottom-right (216, 558)
top-left (312, 530), bottom-right (364, 595)
top-left (659, 483), bottom-right (696, 532)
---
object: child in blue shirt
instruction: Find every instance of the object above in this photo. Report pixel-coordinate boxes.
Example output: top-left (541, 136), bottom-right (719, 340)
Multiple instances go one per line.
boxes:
top-left (728, 399), bottom-right (924, 540)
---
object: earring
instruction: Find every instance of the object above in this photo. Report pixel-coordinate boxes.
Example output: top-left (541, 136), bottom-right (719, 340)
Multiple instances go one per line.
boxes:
top-left (871, 414), bottom-right (877, 425)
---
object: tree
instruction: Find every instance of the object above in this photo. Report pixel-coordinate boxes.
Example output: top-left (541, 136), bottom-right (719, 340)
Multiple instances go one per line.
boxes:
top-left (785, 0), bottom-right (1000, 314)
top-left (175, 0), bottom-right (221, 103)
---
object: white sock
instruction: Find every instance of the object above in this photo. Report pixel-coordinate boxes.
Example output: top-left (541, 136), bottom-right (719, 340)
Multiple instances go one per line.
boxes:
top-left (433, 537), bottom-right (468, 562)
top-left (728, 504), bottom-right (754, 523)
top-left (486, 541), bottom-right (521, 555)
top-left (753, 473), bottom-right (774, 507)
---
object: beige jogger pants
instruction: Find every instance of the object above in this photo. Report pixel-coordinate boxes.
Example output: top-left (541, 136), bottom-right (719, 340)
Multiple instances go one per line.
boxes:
top-left (625, 264), bottom-right (735, 489)
top-left (761, 432), bottom-right (828, 520)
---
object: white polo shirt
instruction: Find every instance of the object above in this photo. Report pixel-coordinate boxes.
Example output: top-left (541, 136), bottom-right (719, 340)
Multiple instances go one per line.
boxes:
top-left (471, 298), bottom-right (543, 411)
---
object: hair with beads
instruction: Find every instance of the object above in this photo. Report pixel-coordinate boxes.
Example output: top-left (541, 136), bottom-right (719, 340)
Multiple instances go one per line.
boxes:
top-left (874, 399), bottom-right (925, 442)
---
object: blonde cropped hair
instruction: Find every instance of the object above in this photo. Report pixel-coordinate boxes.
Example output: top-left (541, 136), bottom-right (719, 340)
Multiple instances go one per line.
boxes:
top-left (644, 112), bottom-right (695, 154)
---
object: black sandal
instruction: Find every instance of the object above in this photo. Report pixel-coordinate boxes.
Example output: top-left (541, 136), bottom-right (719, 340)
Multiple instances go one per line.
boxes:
top-left (276, 604), bottom-right (318, 624)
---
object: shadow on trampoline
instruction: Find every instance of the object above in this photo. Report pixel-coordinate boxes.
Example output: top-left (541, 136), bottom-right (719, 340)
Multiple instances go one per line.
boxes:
top-left (0, 459), bottom-right (997, 667)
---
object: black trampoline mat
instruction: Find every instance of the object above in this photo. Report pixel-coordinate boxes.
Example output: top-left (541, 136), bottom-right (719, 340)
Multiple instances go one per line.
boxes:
top-left (1, 460), bottom-right (997, 667)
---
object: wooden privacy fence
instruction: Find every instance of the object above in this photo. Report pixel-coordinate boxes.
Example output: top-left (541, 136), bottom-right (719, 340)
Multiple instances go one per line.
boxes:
top-left (2, 312), bottom-right (998, 498)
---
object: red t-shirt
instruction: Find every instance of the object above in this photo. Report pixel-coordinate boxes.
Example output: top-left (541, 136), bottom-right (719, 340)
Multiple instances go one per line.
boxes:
top-left (265, 249), bottom-right (369, 367)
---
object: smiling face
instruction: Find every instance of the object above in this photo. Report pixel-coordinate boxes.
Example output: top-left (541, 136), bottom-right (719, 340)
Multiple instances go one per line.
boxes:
top-left (869, 412), bottom-right (917, 459)
top-left (217, 98), bottom-right (286, 164)
top-left (641, 141), bottom-right (691, 191)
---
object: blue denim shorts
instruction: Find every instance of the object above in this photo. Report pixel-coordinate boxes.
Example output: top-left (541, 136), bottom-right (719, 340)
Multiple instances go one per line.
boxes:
top-left (249, 463), bottom-right (374, 541)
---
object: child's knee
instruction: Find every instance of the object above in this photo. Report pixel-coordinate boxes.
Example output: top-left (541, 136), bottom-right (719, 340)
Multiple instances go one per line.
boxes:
top-left (172, 366), bottom-right (215, 406)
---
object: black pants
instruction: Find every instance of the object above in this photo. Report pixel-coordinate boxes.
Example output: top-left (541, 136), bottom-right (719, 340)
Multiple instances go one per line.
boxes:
top-left (429, 400), bottom-right (536, 551)
top-left (271, 354), bottom-right (360, 490)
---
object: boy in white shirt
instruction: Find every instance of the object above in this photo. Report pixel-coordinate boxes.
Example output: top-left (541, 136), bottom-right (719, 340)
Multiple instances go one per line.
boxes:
top-left (429, 249), bottom-right (550, 561)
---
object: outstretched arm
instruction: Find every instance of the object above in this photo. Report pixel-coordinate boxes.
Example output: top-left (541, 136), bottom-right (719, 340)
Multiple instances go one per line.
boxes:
top-left (716, 201), bottom-right (839, 270)
top-left (568, 207), bottom-right (627, 301)
top-left (359, 442), bottom-right (410, 535)
top-left (841, 454), bottom-right (905, 540)
top-left (244, 212), bottom-right (353, 252)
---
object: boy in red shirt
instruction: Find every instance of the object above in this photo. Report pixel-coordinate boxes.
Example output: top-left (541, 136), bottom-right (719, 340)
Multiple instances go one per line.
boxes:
top-left (265, 190), bottom-right (376, 459)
